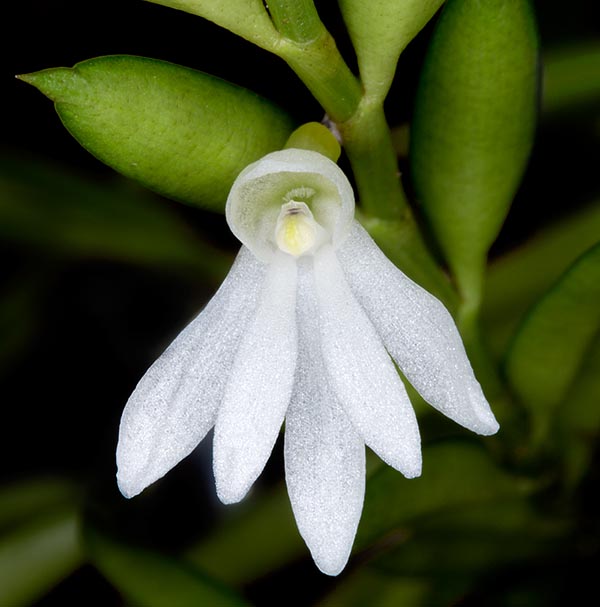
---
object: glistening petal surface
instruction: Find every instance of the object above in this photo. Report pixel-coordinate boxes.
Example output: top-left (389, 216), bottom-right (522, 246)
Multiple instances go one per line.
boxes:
top-left (338, 222), bottom-right (499, 435)
top-left (313, 246), bottom-right (422, 478)
top-left (116, 247), bottom-right (265, 498)
top-left (214, 252), bottom-right (298, 504)
top-left (285, 259), bottom-right (365, 576)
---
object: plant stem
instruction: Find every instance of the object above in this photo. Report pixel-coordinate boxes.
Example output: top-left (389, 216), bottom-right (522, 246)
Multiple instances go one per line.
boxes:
top-left (266, 0), bottom-right (323, 43)
top-left (339, 98), bottom-right (409, 220)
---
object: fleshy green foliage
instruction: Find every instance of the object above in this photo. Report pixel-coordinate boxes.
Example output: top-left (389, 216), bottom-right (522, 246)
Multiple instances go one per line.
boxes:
top-left (85, 527), bottom-right (250, 607)
top-left (0, 480), bottom-right (82, 607)
top-left (339, 0), bottom-right (445, 102)
top-left (145, 0), bottom-right (279, 49)
top-left (19, 56), bottom-right (294, 211)
top-left (410, 0), bottom-right (539, 299)
top-left (355, 442), bottom-right (530, 549)
top-left (506, 242), bottom-right (600, 435)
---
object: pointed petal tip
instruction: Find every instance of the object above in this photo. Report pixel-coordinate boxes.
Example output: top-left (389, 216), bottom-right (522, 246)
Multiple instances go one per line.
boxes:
top-left (215, 474), bottom-right (251, 505)
top-left (116, 475), bottom-right (142, 500)
top-left (316, 558), bottom-right (348, 577)
top-left (403, 461), bottom-right (423, 479)
top-left (477, 418), bottom-right (500, 436)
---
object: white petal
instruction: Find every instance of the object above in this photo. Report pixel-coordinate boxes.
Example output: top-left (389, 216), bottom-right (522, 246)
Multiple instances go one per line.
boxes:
top-left (214, 252), bottom-right (298, 504)
top-left (338, 222), bottom-right (499, 435)
top-left (285, 259), bottom-right (365, 576)
top-left (116, 247), bottom-right (265, 498)
top-left (313, 247), bottom-right (422, 478)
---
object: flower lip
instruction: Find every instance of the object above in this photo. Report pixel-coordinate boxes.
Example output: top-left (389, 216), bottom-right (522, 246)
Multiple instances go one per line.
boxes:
top-left (226, 148), bottom-right (355, 262)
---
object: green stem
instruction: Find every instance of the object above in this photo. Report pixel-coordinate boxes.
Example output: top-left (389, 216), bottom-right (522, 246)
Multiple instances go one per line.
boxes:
top-left (340, 98), bottom-right (409, 220)
top-left (265, 0), bottom-right (462, 312)
top-left (266, 0), bottom-right (323, 43)
top-left (275, 33), bottom-right (362, 123)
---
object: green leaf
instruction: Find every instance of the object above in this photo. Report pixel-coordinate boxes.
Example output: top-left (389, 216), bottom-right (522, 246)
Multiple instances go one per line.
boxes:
top-left (185, 485), bottom-right (304, 585)
top-left (0, 508), bottom-right (83, 607)
top-left (505, 242), bottom-right (600, 439)
top-left (317, 569), bottom-right (429, 607)
top-left (410, 0), bottom-right (539, 307)
top-left (355, 441), bottom-right (531, 550)
top-left (86, 528), bottom-right (250, 607)
top-left (339, 0), bottom-right (445, 103)
top-left (543, 41), bottom-right (600, 115)
top-left (482, 202), bottom-right (600, 358)
top-left (19, 55), bottom-right (294, 211)
top-left (0, 152), bottom-right (230, 281)
top-left (376, 499), bottom-right (567, 577)
top-left (557, 335), bottom-right (600, 487)
top-left (0, 478), bottom-right (77, 531)
top-left (371, 499), bottom-right (567, 606)
top-left (145, 0), bottom-right (279, 50)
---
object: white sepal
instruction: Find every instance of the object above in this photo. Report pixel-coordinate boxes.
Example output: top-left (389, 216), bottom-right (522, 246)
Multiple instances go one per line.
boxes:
top-left (338, 222), bottom-right (499, 435)
top-left (285, 259), bottom-right (365, 576)
top-left (214, 251), bottom-right (298, 504)
top-left (313, 246), bottom-right (422, 479)
top-left (116, 247), bottom-right (265, 498)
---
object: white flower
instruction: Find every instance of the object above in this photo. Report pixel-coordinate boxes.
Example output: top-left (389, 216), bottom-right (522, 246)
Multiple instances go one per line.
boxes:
top-left (116, 149), bottom-right (499, 576)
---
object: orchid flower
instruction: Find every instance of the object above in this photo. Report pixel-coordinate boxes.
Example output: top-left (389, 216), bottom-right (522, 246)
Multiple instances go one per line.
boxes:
top-left (116, 148), bottom-right (499, 575)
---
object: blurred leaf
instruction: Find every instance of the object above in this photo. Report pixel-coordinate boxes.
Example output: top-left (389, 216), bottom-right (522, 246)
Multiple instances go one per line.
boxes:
top-left (543, 41), bottom-right (600, 114)
top-left (0, 508), bottom-right (83, 607)
top-left (0, 152), bottom-right (230, 281)
top-left (410, 0), bottom-right (539, 306)
top-left (369, 499), bottom-right (567, 606)
top-left (145, 0), bottom-right (279, 50)
top-left (0, 477), bottom-right (78, 532)
top-left (317, 568), bottom-right (429, 607)
top-left (376, 499), bottom-right (567, 577)
top-left (505, 242), bottom-right (600, 439)
top-left (355, 441), bottom-right (532, 551)
top-left (19, 55), bottom-right (294, 211)
top-left (0, 272), bottom-right (47, 375)
top-left (557, 335), bottom-right (600, 487)
top-left (86, 527), bottom-right (250, 607)
top-left (483, 202), bottom-right (600, 356)
top-left (185, 484), bottom-right (304, 585)
top-left (338, 0), bottom-right (444, 102)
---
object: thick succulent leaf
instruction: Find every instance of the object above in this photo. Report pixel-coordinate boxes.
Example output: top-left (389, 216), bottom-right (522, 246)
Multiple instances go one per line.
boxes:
top-left (377, 499), bottom-right (567, 576)
top-left (0, 478), bottom-right (77, 532)
top-left (19, 56), bottom-right (294, 211)
top-left (483, 202), bottom-right (600, 357)
top-left (339, 0), bottom-right (445, 102)
top-left (543, 41), bottom-right (600, 114)
top-left (355, 441), bottom-right (530, 550)
top-left (85, 527), bottom-right (249, 607)
top-left (0, 508), bottom-right (83, 607)
top-left (410, 0), bottom-right (539, 297)
top-left (185, 485), bottom-right (304, 585)
top-left (317, 569), bottom-right (429, 607)
top-left (557, 335), bottom-right (600, 487)
top-left (505, 242), bottom-right (600, 420)
top-left (145, 0), bottom-right (279, 50)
